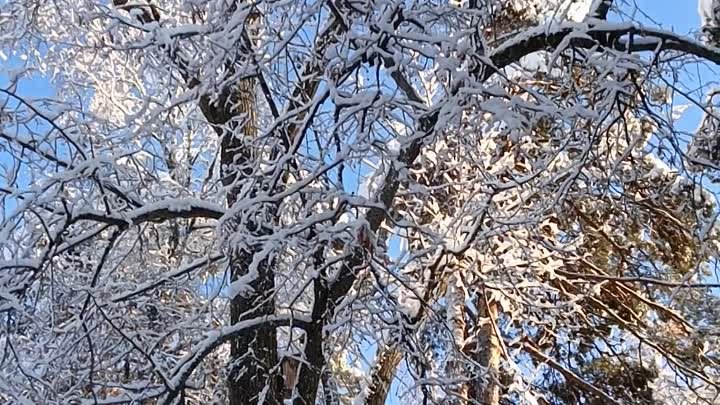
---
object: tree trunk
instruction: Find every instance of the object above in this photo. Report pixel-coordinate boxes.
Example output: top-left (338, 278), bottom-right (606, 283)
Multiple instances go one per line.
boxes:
top-left (293, 272), bottom-right (331, 405)
top-left (447, 273), bottom-right (469, 405)
top-left (119, 0), bottom-right (282, 400)
top-left (470, 293), bottom-right (501, 405)
top-left (321, 366), bottom-right (340, 405)
top-left (220, 36), bottom-right (281, 405)
top-left (366, 348), bottom-right (403, 405)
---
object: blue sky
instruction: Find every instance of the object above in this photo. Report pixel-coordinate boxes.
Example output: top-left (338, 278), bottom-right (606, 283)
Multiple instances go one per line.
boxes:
top-left (630, 1), bottom-right (716, 126)
top-left (634, 0), bottom-right (698, 31)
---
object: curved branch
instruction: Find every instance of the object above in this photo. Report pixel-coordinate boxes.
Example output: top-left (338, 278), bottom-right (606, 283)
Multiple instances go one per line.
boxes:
top-left (73, 198), bottom-right (224, 226)
top-left (0, 89), bottom-right (87, 159)
top-left (110, 253), bottom-right (226, 302)
top-left (522, 340), bottom-right (622, 405)
top-left (556, 269), bottom-right (720, 289)
top-left (161, 315), bottom-right (312, 405)
top-left (482, 22), bottom-right (720, 82)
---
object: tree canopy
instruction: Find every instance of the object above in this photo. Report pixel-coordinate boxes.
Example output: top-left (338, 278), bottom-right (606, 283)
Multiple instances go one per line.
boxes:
top-left (1, 0), bottom-right (720, 405)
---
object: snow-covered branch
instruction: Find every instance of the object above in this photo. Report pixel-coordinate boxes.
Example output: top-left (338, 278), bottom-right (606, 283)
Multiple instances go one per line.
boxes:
top-left (73, 198), bottom-right (224, 226)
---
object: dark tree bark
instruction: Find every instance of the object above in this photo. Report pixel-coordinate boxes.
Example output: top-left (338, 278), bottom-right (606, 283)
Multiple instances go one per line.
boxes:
top-left (219, 74), bottom-right (282, 405)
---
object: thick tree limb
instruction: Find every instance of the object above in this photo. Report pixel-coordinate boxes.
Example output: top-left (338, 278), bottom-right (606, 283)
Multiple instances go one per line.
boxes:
top-left (587, 0), bottom-right (613, 20)
top-left (365, 349), bottom-right (404, 405)
top-left (111, 0), bottom-right (160, 24)
top-left (73, 198), bottom-right (224, 227)
top-left (482, 22), bottom-right (720, 83)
